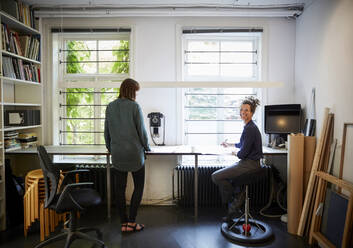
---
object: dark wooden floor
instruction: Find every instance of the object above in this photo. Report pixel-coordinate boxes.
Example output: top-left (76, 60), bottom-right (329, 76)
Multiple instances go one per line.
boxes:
top-left (0, 205), bottom-right (309, 248)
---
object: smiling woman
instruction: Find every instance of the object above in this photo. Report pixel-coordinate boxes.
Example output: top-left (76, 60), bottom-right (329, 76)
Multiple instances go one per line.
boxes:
top-left (211, 96), bottom-right (262, 221)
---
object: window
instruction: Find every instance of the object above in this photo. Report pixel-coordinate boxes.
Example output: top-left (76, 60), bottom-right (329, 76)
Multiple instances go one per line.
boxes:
top-left (182, 29), bottom-right (262, 164)
top-left (54, 30), bottom-right (131, 146)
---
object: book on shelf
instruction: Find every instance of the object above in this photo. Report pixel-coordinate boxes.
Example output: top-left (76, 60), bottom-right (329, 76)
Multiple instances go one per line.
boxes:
top-left (4, 131), bottom-right (37, 149)
top-left (0, 0), bottom-right (18, 21)
top-left (18, 131), bottom-right (37, 140)
top-left (4, 140), bottom-right (21, 150)
top-left (2, 56), bottom-right (41, 82)
top-left (1, 24), bottom-right (41, 61)
top-left (4, 131), bottom-right (20, 149)
top-left (17, 132), bottom-right (38, 148)
top-left (4, 131), bottom-right (18, 138)
top-left (0, 0), bottom-right (36, 29)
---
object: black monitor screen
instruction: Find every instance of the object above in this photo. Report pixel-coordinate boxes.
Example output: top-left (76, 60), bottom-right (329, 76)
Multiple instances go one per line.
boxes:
top-left (265, 104), bottom-right (301, 134)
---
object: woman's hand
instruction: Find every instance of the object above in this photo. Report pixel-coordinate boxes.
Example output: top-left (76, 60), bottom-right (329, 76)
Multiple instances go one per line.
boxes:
top-left (221, 139), bottom-right (229, 147)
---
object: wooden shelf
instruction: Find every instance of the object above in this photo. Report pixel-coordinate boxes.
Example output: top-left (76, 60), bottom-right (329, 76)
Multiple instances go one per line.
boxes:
top-left (0, 11), bottom-right (39, 35)
top-left (3, 102), bottom-right (41, 107)
top-left (4, 147), bottom-right (21, 152)
top-left (1, 76), bottom-right (41, 86)
top-left (1, 50), bottom-right (41, 64)
top-left (3, 125), bottom-right (42, 131)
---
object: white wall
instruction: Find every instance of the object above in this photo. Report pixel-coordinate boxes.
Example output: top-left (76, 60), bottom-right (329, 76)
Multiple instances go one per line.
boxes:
top-left (295, 0), bottom-right (353, 182)
top-left (41, 16), bottom-right (296, 203)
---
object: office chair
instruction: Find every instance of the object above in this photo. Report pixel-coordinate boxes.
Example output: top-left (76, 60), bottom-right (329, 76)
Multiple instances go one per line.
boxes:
top-left (35, 146), bottom-right (106, 248)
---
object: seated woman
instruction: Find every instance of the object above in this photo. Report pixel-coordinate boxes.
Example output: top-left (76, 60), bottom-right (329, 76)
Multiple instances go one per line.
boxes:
top-left (211, 96), bottom-right (262, 219)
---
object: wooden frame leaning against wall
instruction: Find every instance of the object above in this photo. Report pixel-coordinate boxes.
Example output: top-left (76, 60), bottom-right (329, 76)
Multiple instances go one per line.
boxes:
top-left (310, 171), bottom-right (353, 248)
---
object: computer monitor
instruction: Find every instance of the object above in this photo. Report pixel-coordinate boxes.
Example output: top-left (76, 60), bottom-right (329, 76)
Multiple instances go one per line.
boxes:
top-left (264, 104), bottom-right (302, 135)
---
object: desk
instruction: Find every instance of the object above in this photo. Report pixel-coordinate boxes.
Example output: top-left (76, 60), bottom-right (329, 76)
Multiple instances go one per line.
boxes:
top-left (7, 145), bottom-right (286, 219)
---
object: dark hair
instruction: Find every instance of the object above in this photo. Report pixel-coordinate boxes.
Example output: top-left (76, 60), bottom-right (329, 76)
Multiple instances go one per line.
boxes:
top-left (241, 96), bottom-right (260, 113)
top-left (119, 78), bottom-right (140, 100)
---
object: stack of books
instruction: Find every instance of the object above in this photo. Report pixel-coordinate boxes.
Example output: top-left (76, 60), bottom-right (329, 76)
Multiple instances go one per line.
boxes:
top-left (17, 132), bottom-right (37, 148)
top-left (4, 131), bottom-right (20, 150)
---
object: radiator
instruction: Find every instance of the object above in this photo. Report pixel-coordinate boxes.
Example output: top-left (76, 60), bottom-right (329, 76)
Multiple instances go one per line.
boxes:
top-left (175, 165), bottom-right (272, 209)
top-left (75, 164), bottom-right (115, 204)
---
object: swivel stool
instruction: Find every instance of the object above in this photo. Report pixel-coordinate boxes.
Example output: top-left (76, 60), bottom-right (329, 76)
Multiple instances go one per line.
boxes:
top-left (221, 165), bottom-right (274, 244)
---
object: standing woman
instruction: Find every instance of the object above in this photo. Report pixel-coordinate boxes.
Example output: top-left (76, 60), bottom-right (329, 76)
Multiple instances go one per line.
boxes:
top-left (211, 96), bottom-right (262, 217)
top-left (104, 78), bottom-right (150, 232)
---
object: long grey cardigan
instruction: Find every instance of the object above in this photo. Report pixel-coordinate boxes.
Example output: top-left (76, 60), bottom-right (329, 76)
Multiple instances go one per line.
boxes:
top-left (104, 98), bottom-right (150, 172)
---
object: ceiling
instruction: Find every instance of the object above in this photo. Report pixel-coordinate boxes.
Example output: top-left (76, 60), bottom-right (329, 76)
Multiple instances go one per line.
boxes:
top-left (26, 0), bottom-right (315, 18)
top-left (26, 0), bottom-right (311, 9)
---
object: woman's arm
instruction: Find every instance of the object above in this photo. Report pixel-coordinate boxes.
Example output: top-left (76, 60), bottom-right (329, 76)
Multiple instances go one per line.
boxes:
top-left (104, 105), bottom-right (111, 152)
top-left (134, 104), bottom-right (151, 151)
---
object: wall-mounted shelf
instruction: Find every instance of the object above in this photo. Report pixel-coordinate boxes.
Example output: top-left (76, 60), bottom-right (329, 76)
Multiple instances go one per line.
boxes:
top-left (3, 103), bottom-right (41, 107)
top-left (1, 50), bottom-right (41, 64)
top-left (0, 11), bottom-right (39, 35)
top-left (1, 76), bottom-right (41, 86)
top-left (3, 125), bottom-right (42, 132)
top-left (5, 147), bottom-right (21, 152)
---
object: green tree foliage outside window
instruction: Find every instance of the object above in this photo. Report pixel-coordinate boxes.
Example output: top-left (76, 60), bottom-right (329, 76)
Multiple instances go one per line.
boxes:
top-left (64, 40), bottom-right (128, 144)
top-left (111, 40), bottom-right (129, 74)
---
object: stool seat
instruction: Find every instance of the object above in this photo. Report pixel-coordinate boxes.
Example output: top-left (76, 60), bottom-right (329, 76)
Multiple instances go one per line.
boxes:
top-left (26, 169), bottom-right (44, 179)
top-left (232, 165), bottom-right (268, 187)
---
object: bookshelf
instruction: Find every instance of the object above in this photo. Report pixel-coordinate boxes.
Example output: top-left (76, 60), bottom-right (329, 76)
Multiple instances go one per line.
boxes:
top-left (0, 3), bottom-right (42, 230)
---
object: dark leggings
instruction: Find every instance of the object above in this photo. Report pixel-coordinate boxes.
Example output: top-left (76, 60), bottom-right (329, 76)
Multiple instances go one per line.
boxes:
top-left (115, 166), bottom-right (145, 223)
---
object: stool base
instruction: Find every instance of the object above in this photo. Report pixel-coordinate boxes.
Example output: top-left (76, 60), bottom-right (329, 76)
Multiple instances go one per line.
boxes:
top-left (221, 218), bottom-right (273, 244)
top-left (221, 185), bottom-right (274, 245)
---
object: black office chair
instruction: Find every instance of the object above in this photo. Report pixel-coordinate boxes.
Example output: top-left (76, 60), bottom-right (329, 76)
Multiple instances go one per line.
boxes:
top-left (35, 146), bottom-right (105, 248)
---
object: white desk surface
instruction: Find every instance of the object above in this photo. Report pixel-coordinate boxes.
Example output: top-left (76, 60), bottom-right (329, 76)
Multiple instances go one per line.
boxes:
top-left (6, 145), bottom-right (287, 156)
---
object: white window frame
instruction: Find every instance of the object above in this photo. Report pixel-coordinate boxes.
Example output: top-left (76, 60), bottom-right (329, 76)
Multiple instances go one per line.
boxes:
top-left (59, 32), bottom-right (131, 88)
top-left (183, 32), bottom-right (262, 82)
top-left (54, 32), bottom-right (131, 148)
top-left (181, 30), bottom-right (263, 164)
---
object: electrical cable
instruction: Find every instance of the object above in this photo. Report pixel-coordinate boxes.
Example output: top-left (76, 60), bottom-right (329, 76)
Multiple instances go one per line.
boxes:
top-left (259, 167), bottom-right (287, 218)
top-left (276, 183), bottom-right (287, 211)
top-left (149, 126), bottom-right (158, 146)
top-left (148, 115), bottom-right (165, 146)
top-left (162, 116), bottom-right (165, 146)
